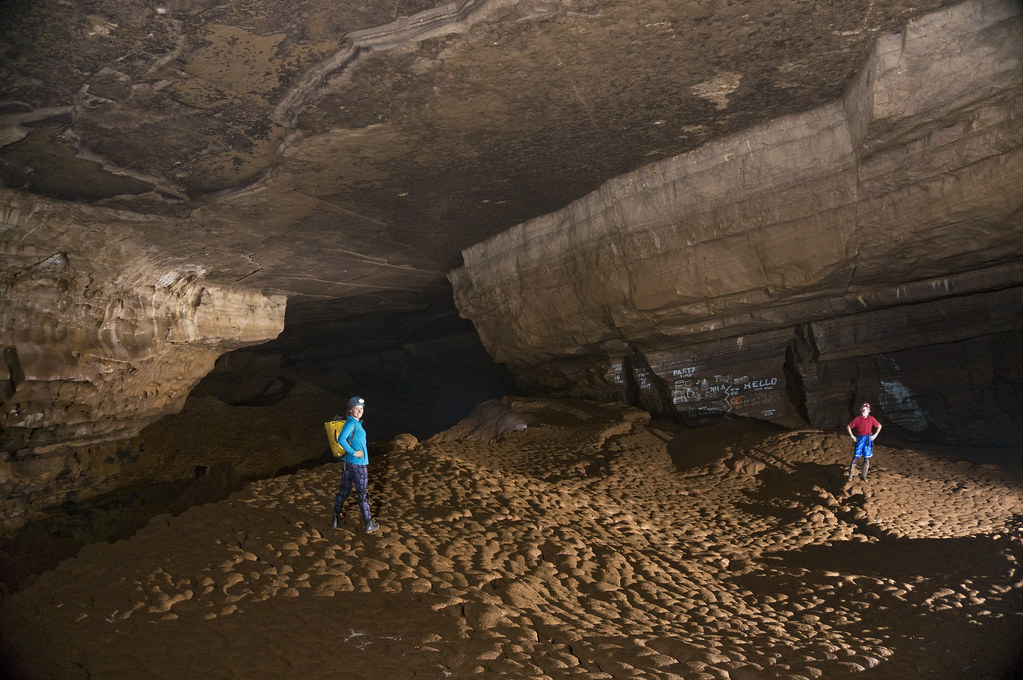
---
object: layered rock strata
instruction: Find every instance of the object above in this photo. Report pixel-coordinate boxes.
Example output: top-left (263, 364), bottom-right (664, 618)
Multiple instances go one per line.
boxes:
top-left (450, 0), bottom-right (1023, 443)
top-left (0, 190), bottom-right (286, 529)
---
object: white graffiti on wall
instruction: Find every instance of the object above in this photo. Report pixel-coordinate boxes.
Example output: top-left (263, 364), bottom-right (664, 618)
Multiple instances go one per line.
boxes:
top-left (606, 359), bottom-right (626, 385)
top-left (880, 379), bottom-right (927, 432)
top-left (879, 358), bottom-right (928, 432)
top-left (671, 367), bottom-right (781, 416)
top-left (635, 366), bottom-right (654, 391)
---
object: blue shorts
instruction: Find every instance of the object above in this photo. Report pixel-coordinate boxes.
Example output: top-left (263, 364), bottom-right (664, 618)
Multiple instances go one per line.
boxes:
top-left (853, 435), bottom-right (873, 459)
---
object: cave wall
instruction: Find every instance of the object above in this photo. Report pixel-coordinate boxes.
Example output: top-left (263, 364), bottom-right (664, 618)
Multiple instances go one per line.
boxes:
top-left (1, 0), bottom-right (1020, 535)
top-left (450, 0), bottom-right (1023, 444)
top-left (0, 189), bottom-right (286, 529)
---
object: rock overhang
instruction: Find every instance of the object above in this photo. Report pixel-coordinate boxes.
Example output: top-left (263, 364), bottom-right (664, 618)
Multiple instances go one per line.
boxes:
top-left (2, 0), bottom-right (962, 306)
top-left (449, 0), bottom-right (1023, 441)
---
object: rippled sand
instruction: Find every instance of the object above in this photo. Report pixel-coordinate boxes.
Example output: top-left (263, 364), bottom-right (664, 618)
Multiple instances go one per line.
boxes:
top-left (3, 398), bottom-right (1022, 679)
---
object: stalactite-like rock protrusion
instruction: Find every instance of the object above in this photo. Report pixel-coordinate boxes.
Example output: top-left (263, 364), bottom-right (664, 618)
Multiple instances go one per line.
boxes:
top-left (450, 0), bottom-right (1023, 444)
top-left (0, 191), bottom-right (286, 529)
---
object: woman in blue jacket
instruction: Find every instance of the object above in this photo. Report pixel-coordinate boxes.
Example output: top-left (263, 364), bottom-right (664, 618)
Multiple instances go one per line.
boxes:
top-left (332, 396), bottom-right (380, 533)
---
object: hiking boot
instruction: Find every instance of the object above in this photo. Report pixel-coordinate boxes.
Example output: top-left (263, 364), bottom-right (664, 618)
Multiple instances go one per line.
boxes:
top-left (365, 519), bottom-right (380, 534)
top-left (331, 512), bottom-right (342, 529)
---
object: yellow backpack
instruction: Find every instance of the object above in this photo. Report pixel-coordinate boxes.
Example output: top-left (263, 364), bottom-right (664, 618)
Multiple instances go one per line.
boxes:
top-left (324, 419), bottom-right (351, 459)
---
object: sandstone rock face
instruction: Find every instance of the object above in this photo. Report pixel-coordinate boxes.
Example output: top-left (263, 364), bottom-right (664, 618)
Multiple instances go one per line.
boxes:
top-left (451, 0), bottom-right (1023, 443)
top-left (0, 189), bottom-right (286, 528)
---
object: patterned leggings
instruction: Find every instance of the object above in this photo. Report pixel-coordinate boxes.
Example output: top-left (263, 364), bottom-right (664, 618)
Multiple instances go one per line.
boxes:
top-left (334, 463), bottom-right (371, 522)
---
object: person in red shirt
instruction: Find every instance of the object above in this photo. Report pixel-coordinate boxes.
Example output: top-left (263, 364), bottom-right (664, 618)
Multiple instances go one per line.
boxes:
top-left (847, 402), bottom-right (882, 481)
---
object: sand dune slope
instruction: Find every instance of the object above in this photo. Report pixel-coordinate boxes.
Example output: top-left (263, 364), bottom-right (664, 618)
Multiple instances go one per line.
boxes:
top-left (3, 398), bottom-right (1022, 679)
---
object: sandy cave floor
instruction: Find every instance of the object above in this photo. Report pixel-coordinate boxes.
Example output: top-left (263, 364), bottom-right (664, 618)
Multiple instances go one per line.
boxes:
top-left (2, 398), bottom-right (1022, 680)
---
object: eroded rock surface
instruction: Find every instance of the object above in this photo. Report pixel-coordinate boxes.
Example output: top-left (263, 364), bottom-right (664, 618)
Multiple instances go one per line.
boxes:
top-left (450, 0), bottom-right (1023, 442)
top-left (0, 191), bottom-right (285, 527)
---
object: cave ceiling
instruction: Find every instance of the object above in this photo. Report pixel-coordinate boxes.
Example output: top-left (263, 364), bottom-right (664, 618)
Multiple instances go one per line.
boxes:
top-left (0, 0), bottom-right (959, 344)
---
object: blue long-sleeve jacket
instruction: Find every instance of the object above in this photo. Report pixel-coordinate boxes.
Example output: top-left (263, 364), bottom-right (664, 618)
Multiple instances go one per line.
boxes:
top-left (338, 416), bottom-right (369, 465)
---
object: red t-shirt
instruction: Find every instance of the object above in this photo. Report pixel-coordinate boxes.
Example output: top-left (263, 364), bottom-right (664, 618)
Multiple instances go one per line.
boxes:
top-left (848, 414), bottom-right (880, 436)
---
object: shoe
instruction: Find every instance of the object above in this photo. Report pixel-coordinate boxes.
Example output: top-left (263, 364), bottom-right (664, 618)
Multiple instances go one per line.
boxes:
top-left (331, 513), bottom-right (342, 528)
top-left (365, 519), bottom-right (380, 533)
top-left (861, 475), bottom-right (868, 481)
